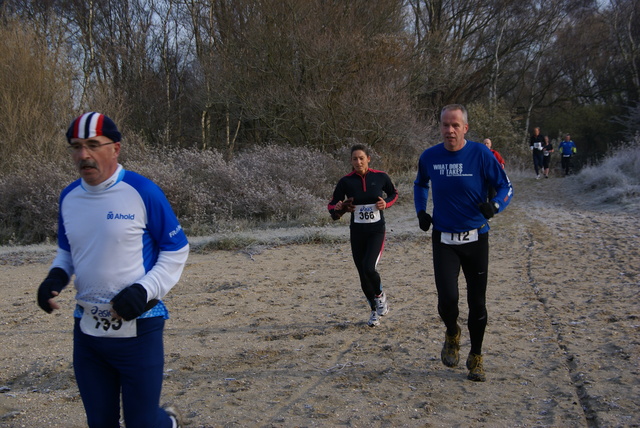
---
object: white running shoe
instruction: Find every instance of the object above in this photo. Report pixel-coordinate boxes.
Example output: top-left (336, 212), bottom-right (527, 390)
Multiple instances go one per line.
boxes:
top-left (374, 292), bottom-right (389, 316)
top-left (368, 310), bottom-right (380, 327)
top-left (163, 405), bottom-right (183, 428)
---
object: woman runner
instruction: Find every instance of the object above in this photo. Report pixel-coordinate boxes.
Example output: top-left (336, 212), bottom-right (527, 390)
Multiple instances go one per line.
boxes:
top-left (328, 144), bottom-right (398, 326)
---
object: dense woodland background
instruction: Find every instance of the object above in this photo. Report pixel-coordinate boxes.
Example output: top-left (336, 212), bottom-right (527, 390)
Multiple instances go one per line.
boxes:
top-left (1, 0), bottom-right (639, 244)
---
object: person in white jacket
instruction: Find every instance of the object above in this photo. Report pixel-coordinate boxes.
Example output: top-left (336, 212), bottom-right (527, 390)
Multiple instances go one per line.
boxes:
top-left (37, 112), bottom-right (188, 428)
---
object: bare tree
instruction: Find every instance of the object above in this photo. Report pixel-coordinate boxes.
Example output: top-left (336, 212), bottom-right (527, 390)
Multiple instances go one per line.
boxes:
top-left (1, 0), bottom-right (636, 161)
top-left (606, 0), bottom-right (640, 102)
top-left (179, 0), bottom-right (414, 157)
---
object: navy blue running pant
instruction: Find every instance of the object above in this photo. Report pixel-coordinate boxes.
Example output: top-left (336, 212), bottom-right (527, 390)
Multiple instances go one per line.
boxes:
top-left (432, 230), bottom-right (489, 355)
top-left (532, 152), bottom-right (544, 175)
top-left (350, 226), bottom-right (385, 310)
top-left (73, 317), bottom-right (173, 428)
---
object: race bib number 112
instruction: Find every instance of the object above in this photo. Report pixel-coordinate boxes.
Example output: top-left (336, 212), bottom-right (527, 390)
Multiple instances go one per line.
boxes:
top-left (440, 229), bottom-right (479, 245)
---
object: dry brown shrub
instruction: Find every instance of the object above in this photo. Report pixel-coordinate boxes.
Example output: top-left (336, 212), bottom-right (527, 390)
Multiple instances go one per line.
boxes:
top-left (0, 20), bottom-right (74, 173)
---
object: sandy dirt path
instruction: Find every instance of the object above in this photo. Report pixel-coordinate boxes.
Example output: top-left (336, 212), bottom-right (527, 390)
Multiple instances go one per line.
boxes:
top-left (1, 175), bottom-right (638, 427)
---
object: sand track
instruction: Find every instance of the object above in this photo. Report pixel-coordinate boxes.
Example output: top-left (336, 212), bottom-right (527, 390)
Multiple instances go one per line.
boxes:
top-left (1, 175), bottom-right (639, 427)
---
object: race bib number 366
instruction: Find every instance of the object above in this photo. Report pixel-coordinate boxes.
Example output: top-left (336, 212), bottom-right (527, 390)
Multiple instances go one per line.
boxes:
top-left (440, 229), bottom-right (479, 245)
top-left (354, 204), bottom-right (381, 223)
top-left (78, 301), bottom-right (137, 338)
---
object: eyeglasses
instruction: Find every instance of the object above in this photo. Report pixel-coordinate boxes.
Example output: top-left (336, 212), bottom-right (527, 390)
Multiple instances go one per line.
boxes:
top-left (67, 141), bottom-right (116, 153)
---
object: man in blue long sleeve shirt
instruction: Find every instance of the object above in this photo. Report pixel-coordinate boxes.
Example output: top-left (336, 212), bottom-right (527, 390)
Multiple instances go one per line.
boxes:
top-left (558, 134), bottom-right (577, 176)
top-left (414, 104), bottom-right (513, 382)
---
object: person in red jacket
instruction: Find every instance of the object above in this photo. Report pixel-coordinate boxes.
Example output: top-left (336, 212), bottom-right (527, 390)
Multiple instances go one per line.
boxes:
top-left (483, 138), bottom-right (505, 168)
top-left (483, 138), bottom-right (505, 201)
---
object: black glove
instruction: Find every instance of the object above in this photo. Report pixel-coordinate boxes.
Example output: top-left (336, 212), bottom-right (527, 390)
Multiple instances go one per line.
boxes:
top-left (417, 210), bottom-right (432, 232)
top-left (37, 268), bottom-right (69, 313)
top-left (479, 202), bottom-right (498, 219)
top-left (111, 284), bottom-right (148, 321)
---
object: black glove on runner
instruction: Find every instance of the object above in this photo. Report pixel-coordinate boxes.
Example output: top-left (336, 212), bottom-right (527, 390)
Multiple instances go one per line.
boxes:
top-left (479, 202), bottom-right (497, 219)
top-left (37, 268), bottom-right (69, 313)
top-left (111, 284), bottom-right (148, 321)
top-left (417, 210), bottom-right (432, 232)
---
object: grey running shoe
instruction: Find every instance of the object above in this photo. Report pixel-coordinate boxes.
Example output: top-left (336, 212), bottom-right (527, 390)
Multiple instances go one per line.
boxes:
top-left (368, 310), bottom-right (380, 327)
top-left (163, 404), bottom-right (183, 428)
top-left (440, 325), bottom-right (461, 367)
top-left (466, 353), bottom-right (486, 382)
top-left (373, 292), bottom-right (389, 316)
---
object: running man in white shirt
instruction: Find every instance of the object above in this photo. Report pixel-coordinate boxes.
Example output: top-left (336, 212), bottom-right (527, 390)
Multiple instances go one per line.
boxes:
top-left (37, 112), bottom-right (188, 428)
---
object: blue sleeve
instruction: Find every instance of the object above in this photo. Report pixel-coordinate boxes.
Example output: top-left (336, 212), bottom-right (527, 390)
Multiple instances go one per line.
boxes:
top-left (123, 172), bottom-right (189, 252)
top-left (485, 152), bottom-right (513, 212)
top-left (57, 199), bottom-right (69, 252)
top-left (57, 180), bottom-right (82, 252)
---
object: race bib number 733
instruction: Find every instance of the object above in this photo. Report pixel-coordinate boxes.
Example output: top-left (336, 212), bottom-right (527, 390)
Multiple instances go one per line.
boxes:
top-left (77, 301), bottom-right (137, 338)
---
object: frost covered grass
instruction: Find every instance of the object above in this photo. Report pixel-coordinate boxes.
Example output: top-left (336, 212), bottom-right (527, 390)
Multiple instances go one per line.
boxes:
top-left (0, 144), bottom-right (347, 245)
top-left (572, 141), bottom-right (640, 212)
top-left (2, 139), bottom-right (637, 246)
top-left (504, 140), bottom-right (640, 213)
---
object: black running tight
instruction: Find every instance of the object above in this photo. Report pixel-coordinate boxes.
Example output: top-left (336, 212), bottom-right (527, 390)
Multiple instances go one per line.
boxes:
top-left (432, 230), bottom-right (489, 355)
top-left (350, 227), bottom-right (385, 310)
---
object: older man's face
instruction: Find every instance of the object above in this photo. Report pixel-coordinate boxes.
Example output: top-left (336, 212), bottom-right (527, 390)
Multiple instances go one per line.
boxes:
top-left (68, 135), bottom-right (120, 186)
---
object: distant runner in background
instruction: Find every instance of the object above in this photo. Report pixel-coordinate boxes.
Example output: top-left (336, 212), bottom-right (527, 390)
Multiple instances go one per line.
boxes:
top-left (558, 134), bottom-right (577, 176)
top-left (328, 144), bottom-right (398, 327)
top-left (483, 138), bottom-right (505, 169)
top-left (529, 127), bottom-right (545, 179)
top-left (542, 135), bottom-right (554, 178)
top-left (483, 138), bottom-right (505, 200)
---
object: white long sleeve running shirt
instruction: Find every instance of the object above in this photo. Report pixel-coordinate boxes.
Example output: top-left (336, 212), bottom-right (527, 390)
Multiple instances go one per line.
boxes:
top-left (51, 164), bottom-right (189, 319)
